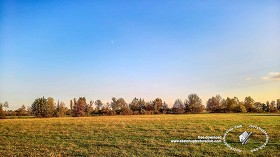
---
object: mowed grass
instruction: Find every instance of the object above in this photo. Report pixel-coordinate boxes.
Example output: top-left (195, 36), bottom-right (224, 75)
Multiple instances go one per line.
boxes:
top-left (0, 114), bottom-right (279, 156)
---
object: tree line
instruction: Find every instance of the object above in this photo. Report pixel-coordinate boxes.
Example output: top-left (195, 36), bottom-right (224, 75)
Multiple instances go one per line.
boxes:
top-left (0, 94), bottom-right (279, 118)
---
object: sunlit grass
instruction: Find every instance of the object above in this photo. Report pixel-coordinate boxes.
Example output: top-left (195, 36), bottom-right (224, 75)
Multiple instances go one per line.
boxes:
top-left (0, 114), bottom-right (279, 156)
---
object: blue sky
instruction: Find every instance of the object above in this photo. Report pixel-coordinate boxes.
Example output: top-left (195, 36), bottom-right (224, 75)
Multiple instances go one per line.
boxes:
top-left (1, 0), bottom-right (279, 109)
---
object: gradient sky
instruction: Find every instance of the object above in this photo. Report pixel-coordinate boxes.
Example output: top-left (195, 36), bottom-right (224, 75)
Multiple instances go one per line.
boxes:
top-left (1, 0), bottom-right (280, 109)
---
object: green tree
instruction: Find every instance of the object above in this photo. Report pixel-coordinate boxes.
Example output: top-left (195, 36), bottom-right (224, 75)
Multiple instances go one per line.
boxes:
top-left (184, 94), bottom-right (204, 113)
top-left (31, 97), bottom-right (55, 117)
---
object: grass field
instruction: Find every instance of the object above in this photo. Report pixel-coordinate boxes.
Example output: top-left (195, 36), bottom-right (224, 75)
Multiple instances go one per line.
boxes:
top-left (0, 114), bottom-right (279, 156)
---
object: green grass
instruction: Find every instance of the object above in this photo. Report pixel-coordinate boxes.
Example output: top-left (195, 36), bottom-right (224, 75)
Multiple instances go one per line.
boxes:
top-left (0, 114), bottom-right (279, 156)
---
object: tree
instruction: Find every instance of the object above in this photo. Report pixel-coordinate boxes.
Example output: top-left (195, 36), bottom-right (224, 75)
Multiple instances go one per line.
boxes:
top-left (54, 101), bottom-right (68, 117)
top-left (65, 109), bottom-right (72, 115)
top-left (94, 100), bottom-right (104, 115)
top-left (161, 101), bottom-right (169, 114)
top-left (31, 97), bottom-right (55, 117)
top-left (26, 106), bottom-right (32, 116)
top-left (138, 99), bottom-right (146, 114)
top-left (254, 102), bottom-right (263, 113)
top-left (172, 99), bottom-right (185, 114)
top-left (269, 101), bottom-right (277, 113)
top-left (0, 101), bottom-right (9, 118)
top-left (120, 107), bottom-right (133, 115)
top-left (184, 94), bottom-right (204, 113)
top-left (129, 98), bottom-right (147, 114)
top-left (84, 102), bottom-right (93, 116)
top-left (47, 97), bottom-right (55, 116)
top-left (101, 104), bottom-right (115, 116)
top-left (110, 97), bottom-right (129, 114)
top-left (153, 98), bottom-right (163, 114)
top-left (70, 100), bottom-right (73, 111)
top-left (145, 101), bottom-right (154, 114)
top-left (233, 97), bottom-right (240, 112)
top-left (129, 98), bottom-right (140, 113)
top-left (222, 97), bottom-right (239, 113)
top-left (16, 105), bottom-right (27, 116)
top-left (72, 97), bottom-right (87, 117)
top-left (265, 101), bottom-right (270, 112)
top-left (95, 100), bottom-right (103, 111)
top-left (236, 102), bottom-right (247, 113)
top-left (244, 96), bottom-right (255, 112)
top-left (6, 110), bottom-right (16, 116)
top-left (277, 99), bottom-right (280, 111)
top-left (206, 95), bottom-right (222, 113)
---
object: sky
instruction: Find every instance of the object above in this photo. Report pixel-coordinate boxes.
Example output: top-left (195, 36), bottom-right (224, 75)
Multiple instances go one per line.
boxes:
top-left (1, 0), bottom-right (280, 109)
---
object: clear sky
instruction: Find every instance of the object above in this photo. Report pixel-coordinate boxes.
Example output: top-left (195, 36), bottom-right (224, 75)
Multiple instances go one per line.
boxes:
top-left (1, 0), bottom-right (279, 109)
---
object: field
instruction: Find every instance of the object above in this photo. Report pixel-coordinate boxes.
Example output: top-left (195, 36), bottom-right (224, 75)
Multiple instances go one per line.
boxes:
top-left (0, 114), bottom-right (279, 156)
